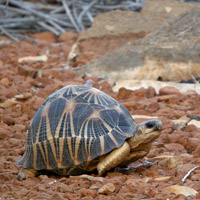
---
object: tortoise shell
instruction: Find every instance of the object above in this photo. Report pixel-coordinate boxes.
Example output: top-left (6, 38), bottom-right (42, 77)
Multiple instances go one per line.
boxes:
top-left (17, 85), bottom-right (136, 172)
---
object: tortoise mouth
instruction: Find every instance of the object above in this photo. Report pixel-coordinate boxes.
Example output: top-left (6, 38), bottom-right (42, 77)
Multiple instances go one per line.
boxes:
top-left (142, 130), bottom-right (161, 144)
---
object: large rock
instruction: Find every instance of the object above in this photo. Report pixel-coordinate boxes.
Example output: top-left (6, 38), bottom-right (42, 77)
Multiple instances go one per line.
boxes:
top-left (68, 0), bottom-right (195, 67)
top-left (76, 5), bottom-right (200, 83)
top-left (112, 79), bottom-right (200, 95)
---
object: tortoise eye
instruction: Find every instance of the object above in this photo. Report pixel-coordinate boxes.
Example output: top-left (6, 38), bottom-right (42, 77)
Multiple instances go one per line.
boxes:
top-left (145, 121), bottom-right (155, 129)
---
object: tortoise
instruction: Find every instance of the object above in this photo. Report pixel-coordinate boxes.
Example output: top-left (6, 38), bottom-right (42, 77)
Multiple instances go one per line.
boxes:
top-left (17, 84), bottom-right (162, 180)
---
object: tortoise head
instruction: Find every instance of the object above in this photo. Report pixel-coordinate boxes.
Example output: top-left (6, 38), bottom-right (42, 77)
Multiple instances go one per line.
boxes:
top-left (137, 119), bottom-right (162, 136)
top-left (127, 119), bottom-right (162, 151)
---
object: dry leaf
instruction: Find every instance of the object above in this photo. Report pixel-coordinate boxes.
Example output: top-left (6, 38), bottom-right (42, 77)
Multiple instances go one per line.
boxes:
top-left (165, 185), bottom-right (198, 197)
top-left (0, 98), bottom-right (17, 108)
top-left (152, 155), bottom-right (182, 168)
top-left (171, 119), bottom-right (188, 130)
top-left (132, 115), bottom-right (159, 119)
top-left (1, 78), bottom-right (9, 85)
top-left (15, 93), bottom-right (32, 100)
top-left (99, 183), bottom-right (115, 194)
top-left (70, 174), bottom-right (104, 183)
top-left (165, 7), bottom-right (172, 13)
top-left (188, 119), bottom-right (200, 129)
top-left (125, 176), bottom-right (171, 184)
top-left (18, 55), bottom-right (48, 63)
top-left (154, 176), bottom-right (171, 182)
top-left (152, 155), bottom-right (176, 161)
top-left (48, 180), bottom-right (57, 185)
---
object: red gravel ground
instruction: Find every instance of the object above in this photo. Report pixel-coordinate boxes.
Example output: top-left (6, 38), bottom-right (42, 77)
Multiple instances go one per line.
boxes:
top-left (1, 32), bottom-right (200, 200)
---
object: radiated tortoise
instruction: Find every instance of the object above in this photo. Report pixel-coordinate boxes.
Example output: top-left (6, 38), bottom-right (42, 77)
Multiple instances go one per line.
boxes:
top-left (17, 84), bottom-right (162, 180)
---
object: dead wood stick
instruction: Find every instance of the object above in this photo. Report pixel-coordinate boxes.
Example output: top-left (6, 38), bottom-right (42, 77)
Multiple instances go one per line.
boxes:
top-left (86, 11), bottom-right (94, 24)
top-left (50, 6), bottom-right (65, 14)
top-left (6, 28), bottom-right (41, 33)
top-left (48, 20), bottom-right (65, 34)
top-left (77, 0), bottom-right (97, 30)
top-left (60, 0), bottom-right (81, 33)
top-left (0, 17), bottom-right (35, 23)
top-left (37, 21), bottom-right (60, 36)
top-left (13, 33), bottom-right (39, 42)
top-left (0, 25), bottom-right (19, 42)
top-left (0, 0), bottom-right (146, 39)
top-left (24, 1), bottom-right (60, 11)
top-left (0, 5), bottom-right (29, 15)
top-left (94, 1), bottom-right (144, 10)
top-left (1, 23), bottom-right (25, 28)
top-left (8, 0), bottom-right (70, 27)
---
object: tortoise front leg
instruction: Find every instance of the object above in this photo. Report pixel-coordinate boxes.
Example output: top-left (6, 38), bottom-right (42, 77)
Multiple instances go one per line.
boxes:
top-left (17, 168), bottom-right (37, 180)
top-left (119, 150), bottom-right (147, 166)
top-left (97, 141), bottom-right (130, 175)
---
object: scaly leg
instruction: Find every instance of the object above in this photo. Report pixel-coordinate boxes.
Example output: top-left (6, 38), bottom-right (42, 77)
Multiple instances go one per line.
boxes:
top-left (97, 141), bottom-right (130, 175)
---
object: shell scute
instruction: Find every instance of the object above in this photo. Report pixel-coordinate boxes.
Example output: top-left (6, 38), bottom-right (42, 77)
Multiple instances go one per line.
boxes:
top-left (99, 109), bottom-right (118, 128)
top-left (46, 139), bottom-right (57, 169)
top-left (36, 143), bottom-right (46, 169)
top-left (58, 113), bottom-right (66, 138)
top-left (71, 103), bottom-right (93, 136)
top-left (62, 139), bottom-right (74, 167)
top-left (30, 107), bottom-right (43, 144)
top-left (42, 87), bottom-right (65, 106)
top-left (38, 117), bottom-right (47, 142)
top-left (90, 137), bottom-right (102, 160)
top-left (76, 137), bottom-right (88, 163)
top-left (62, 86), bottom-right (74, 96)
top-left (48, 97), bottom-right (67, 137)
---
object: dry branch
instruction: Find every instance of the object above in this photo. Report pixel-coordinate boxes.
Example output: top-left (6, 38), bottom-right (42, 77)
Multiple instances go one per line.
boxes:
top-left (0, 0), bottom-right (146, 42)
top-left (181, 166), bottom-right (200, 183)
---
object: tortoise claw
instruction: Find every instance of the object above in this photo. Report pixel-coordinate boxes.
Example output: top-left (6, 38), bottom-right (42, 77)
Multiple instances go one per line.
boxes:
top-left (17, 168), bottom-right (37, 180)
top-left (17, 173), bottom-right (24, 181)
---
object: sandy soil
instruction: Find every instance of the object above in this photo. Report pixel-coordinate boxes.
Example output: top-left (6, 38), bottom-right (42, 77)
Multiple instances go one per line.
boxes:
top-left (1, 32), bottom-right (200, 200)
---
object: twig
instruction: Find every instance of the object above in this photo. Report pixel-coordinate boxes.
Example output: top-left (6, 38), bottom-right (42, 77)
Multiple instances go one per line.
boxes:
top-left (37, 21), bottom-right (60, 36)
top-left (190, 75), bottom-right (199, 84)
top-left (176, 25), bottom-right (193, 37)
top-left (60, 0), bottom-right (81, 33)
top-left (48, 20), bottom-right (65, 34)
top-left (24, 1), bottom-right (60, 11)
top-left (0, 25), bottom-right (19, 42)
top-left (115, 161), bottom-right (156, 173)
top-left (0, 0), bottom-right (146, 41)
top-left (181, 166), bottom-right (200, 183)
top-left (0, 16), bottom-right (35, 23)
top-left (86, 12), bottom-right (94, 24)
top-left (13, 33), bottom-right (39, 42)
top-left (77, 0), bottom-right (97, 30)
top-left (6, 28), bottom-right (41, 33)
top-left (50, 6), bottom-right (64, 14)
top-left (94, 1), bottom-right (144, 10)
top-left (7, 0), bottom-right (70, 26)
top-left (0, 5), bottom-right (29, 15)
